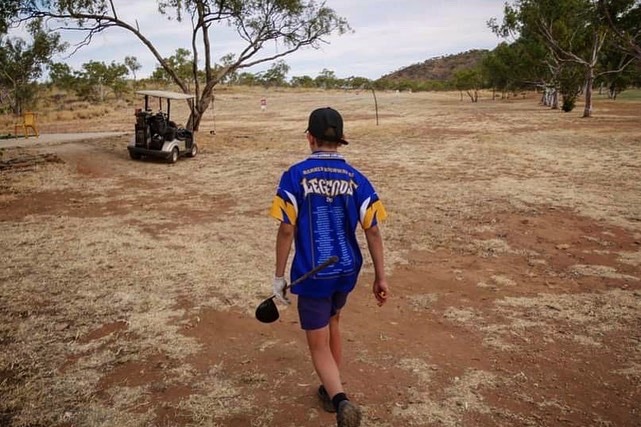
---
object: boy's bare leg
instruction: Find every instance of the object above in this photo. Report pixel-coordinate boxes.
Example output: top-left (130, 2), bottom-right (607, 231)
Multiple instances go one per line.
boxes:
top-left (306, 325), bottom-right (343, 398)
top-left (329, 312), bottom-right (342, 368)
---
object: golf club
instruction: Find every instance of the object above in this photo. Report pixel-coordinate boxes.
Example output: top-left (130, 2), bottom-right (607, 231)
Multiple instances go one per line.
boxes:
top-left (255, 256), bottom-right (339, 323)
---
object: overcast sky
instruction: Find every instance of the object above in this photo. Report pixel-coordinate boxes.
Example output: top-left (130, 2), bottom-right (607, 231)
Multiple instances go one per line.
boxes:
top-left (43, 0), bottom-right (507, 80)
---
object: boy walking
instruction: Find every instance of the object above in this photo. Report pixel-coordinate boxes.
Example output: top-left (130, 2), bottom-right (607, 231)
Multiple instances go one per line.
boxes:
top-left (269, 107), bottom-right (389, 427)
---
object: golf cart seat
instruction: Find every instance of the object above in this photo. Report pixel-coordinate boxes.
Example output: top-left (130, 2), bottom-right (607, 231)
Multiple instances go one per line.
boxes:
top-left (149, 112), bottom-right (180, 142)
top-left (164, 126), bottom-right (176, 142)
top-left (149, 113), bottom-right (167, 136)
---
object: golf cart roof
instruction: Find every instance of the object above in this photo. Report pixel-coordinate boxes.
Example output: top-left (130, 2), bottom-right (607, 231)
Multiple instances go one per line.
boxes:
top-left (136, 90), bottom-right (195, 100)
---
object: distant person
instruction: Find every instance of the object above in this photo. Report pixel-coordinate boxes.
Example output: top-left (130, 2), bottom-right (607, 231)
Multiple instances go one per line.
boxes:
top-left (269, 107), bottom-right (390, 427)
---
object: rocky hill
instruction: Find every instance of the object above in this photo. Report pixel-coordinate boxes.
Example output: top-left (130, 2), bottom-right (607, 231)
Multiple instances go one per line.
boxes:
top-left (379, 49), bottom-right (489, 82)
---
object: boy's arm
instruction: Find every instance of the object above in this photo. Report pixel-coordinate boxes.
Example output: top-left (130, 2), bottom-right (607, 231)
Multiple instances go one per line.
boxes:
top-left (364, 224), bottom-right (389, 306)
top-left (275, 222), bottom-right (295, 277)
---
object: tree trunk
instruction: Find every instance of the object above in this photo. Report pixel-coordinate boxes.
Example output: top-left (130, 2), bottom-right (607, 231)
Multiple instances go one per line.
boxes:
top-left (465, 89), bottom-right (479, 102)
top-left (371, 87), bottom-right (379, 126)
top-left (188, 109), bottom-right (202, 132)
top-left (608, 81), bottom-right (620, 100)
top-left (551, 89), bottom-right (559, 110)
top-left (582, 68), bottom-right (594, 118)
top-left (188, 85), bottom-right (215, 131)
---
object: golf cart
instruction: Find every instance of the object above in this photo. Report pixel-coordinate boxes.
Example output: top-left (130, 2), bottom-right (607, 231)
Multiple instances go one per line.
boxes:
top-left (127, 90), bottom-right (198, 163)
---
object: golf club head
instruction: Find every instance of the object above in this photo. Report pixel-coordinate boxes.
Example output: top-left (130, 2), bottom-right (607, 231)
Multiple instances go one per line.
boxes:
top-left (255, 297), bottom-right (280, 323)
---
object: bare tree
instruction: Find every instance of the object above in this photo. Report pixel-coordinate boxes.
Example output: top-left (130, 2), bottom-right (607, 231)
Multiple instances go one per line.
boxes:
top-left (12, 1), bottom-right (350, 130)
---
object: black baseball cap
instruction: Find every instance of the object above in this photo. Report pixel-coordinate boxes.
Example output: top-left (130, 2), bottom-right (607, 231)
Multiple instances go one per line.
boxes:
top-left (306, 107), bottom-right (349, 145)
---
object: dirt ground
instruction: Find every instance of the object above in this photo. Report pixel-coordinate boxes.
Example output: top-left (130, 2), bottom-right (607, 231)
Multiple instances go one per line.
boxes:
top-left (1, 88), bottom-right (640, 427)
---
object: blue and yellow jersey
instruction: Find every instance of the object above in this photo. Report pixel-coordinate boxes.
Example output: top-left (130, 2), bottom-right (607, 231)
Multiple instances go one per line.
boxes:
top-left (270, 152), bottom-right (387, 298)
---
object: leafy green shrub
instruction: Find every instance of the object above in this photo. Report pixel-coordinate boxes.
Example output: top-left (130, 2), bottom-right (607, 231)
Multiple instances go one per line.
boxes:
top-left (562, 96), bottom-right (576, 112)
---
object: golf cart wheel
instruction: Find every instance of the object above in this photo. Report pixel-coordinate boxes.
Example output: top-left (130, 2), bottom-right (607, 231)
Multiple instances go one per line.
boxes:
top-left (168, 147), bottom-right (179, 164)
top-left (129, 151), bottom-right (142, 160)
top-left (187, 143), bottom-right (198, 158)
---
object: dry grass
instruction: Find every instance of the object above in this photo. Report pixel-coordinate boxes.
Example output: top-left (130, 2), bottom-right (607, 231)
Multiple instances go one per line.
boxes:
top-left (1, 87), bottom-right (641, 426)
top-left (393, 368), bottom-right (498, 426)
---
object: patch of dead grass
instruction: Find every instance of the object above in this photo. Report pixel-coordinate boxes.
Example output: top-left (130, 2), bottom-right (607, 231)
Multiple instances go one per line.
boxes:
top-left (615, 362), bottom-right (641, 380)
top-left (443, 307), bottom-right (483, 324)
top-left (394, 368), bottom-right (498, 425)
top-left (478, 274), bottom-right (517, 290)
top-left (407, 293), bottom-right (439, 311)
top-left (494, 289), bottom-right (641, 341)
top-left (569, 264), bottom-right (639, 281)
top-left (617, 250), bottom-right (641, 266)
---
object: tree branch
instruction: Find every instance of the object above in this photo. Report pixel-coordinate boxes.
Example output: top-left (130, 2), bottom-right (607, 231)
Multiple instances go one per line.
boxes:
top-left (25, 7), bottom-right (191, 94)
top-left (537, 18), bottom-right (588, 65)
top-left (595, 54), bottom-right (636, 77)
top-left (599, 0), bottom-right (641, 59)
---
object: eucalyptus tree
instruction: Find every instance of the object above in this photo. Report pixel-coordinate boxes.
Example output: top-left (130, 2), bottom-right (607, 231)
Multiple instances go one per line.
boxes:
top-left (10, 0), bottom-right (350, 130)
top-left (489, 9), bottom-right (561, 108)
top-left (124, 56), bottom-right (141, 90)
top-left (290, 75), bottom-right (315, 88)
top-left (314, 68), bottom-right (339, 89)
top-left (452, 67), bottom-right (484, 102)
top-left (261, 60), bottom-right (290, 87)
top-left (482, 40), bottom-right (549, 98)
top-left (0, 19), bottom-right (65, 114)
top-left (493, 0), bottom-right (634, 117)
top-left (76, 60), bottom-right (129, 101)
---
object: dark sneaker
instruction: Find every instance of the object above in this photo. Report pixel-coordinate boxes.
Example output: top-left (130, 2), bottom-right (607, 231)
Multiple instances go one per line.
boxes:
top-left (336, 400), bottom-right (362, 427)
top-left (317, 385), bottom-right (336, 413)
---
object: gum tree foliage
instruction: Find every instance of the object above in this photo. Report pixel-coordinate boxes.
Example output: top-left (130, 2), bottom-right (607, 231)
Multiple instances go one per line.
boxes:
top-left (218, 53), bottom-right (238, 85)
top-left (0, 1), bottom-right (21, 34)
top-left (10, 0), bottom-right (350, 130)
top-left (77, 60), bottom-right (129, 101)
top-left (150, 48), bottom-right (196, 89)
top-left (49, 59), bottom-right (131, 100)
top-left (314, 68), bottom-right (338, 88)
top-left (492, 0), bottom-right (636, 117)
top-left (48, 62), bottom-right (76, 91)
top-left (482, 43), bottom-right (516, 95)
top-left (0, 19), bottom-right (65, 114)
top-left (558, 62), bottom-right (585, 111)
top-left (290, 74), bottom-right (315, 88)
top-left (344, 76), bottom-right (371, 89)
top-left (482, 40), bottom-right (550, 97)
top-left (488, 17), bottom-right (563, 108)
top-left (260, 59), bottom-right (290, 87)
top-left (452, 67), bottom-right (484, 102)
top-left (599, 0), bottom-right (641, 59)
top-left (124, 55), bottom-right (141, 90)
top-left (237, 72), bottom-right (259, 86)
top-left (597, 41), bottom-right (639, 98)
